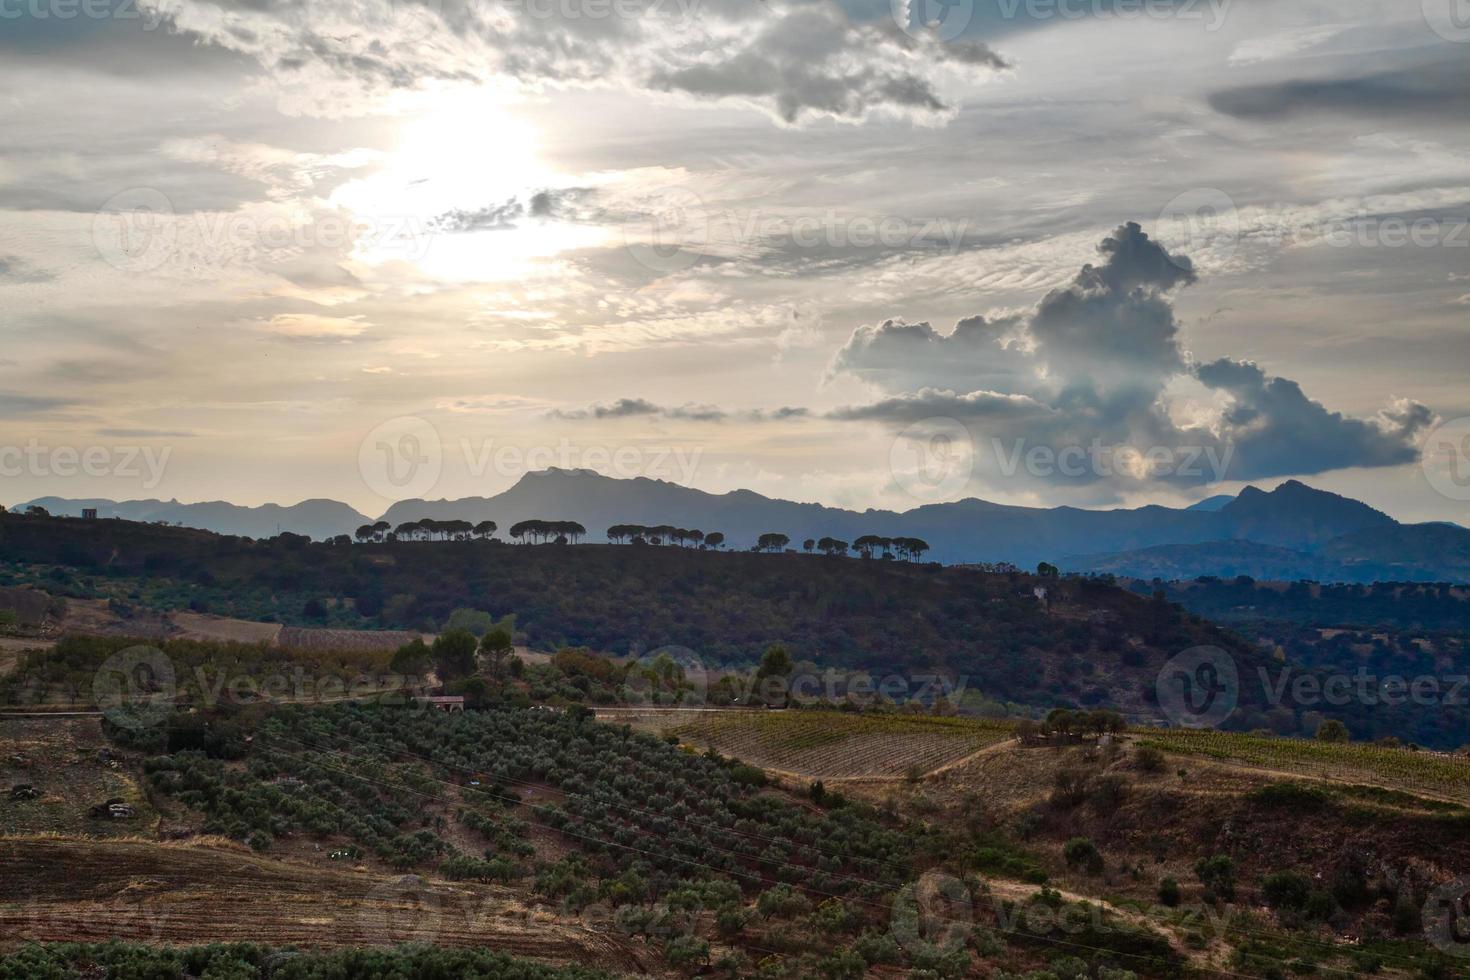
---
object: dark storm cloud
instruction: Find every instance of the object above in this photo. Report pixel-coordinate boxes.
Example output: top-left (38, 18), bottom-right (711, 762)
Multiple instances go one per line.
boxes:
top-left (1195, 358), bottom-right (1433, 477)
top-left (833, 222), bottom-right (1190, 400)
top-left (1209, 58), bottom-right (1470, 121)
top-left (827, 222), bottom-right (1433, 487)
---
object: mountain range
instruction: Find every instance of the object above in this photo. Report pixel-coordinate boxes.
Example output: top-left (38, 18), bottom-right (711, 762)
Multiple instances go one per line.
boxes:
top-left (18, 471), bottom-right (1470, 583)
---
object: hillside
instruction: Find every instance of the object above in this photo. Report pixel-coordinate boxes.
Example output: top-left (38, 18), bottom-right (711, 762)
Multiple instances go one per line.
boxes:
top-left (6, 706), bottom-right (1467, 980)
top-left (8, 509), bottom-right (1470, 746)
top-left (20, 471), bottom-right (1470, 581)
top-left (0, 508), bottom-right (1280, 718)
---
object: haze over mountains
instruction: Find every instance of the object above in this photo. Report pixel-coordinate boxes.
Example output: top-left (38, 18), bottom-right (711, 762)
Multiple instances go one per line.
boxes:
top-left (19, 470), bottom-right (1470, 583)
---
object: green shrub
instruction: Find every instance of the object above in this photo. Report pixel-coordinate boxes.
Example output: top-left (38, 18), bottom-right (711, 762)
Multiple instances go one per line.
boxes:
top-left (1063, 837), bottom-right (1105, 876)
top-left (1262, 870), bottom-right (1311, 910)
top-left (1195, 855), bottom-right (1236, 901)
top-left (1158, 877), bottom-right (1181, 907)
top-left (1249, 783), bottom-right (1330, 812)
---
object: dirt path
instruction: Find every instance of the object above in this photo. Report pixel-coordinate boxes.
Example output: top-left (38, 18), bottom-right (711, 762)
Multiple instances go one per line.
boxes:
top-left (977, 877), bottom-right (1236, 972)
top-left (923, 736), bottom-right (1016, 778)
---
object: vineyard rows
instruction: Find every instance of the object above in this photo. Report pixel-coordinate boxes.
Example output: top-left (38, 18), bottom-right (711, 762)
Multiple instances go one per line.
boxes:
top-left (1137, 728), bottom-right (1470, 804)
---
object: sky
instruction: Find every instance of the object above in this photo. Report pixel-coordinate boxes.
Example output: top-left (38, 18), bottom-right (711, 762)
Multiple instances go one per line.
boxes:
top-left (1, 0), bottom-right (1468, 522)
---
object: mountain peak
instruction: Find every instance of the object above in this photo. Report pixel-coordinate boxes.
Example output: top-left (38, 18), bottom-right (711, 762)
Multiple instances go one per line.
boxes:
top-left (1219, 479), bottom-right (1395, 548)
top-left (527, 467), bottom-right (603, 479)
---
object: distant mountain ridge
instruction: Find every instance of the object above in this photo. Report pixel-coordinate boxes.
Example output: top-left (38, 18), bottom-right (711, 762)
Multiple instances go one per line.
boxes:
top-left (18, 472), bottom-right (1469, 582)
top-left (13, 496), bottom-right (371, 542)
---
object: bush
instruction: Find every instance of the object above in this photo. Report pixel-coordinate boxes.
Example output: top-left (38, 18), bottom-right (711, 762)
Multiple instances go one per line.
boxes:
top-left (757, 883), bottom-right (812, 919)
top-left (0, 943), bottom-right (614, 979)
top-left (1050, 769), bottom-right (1091, 809)
top-left (1303, 890), bottom-right (1337, 922)
top-left (1063, 837), bottom-right (1104, 876)
top-left (1089, 774), bottom-right (1129, 810)
top-left (1135, 745), bottom-right (1166, 773)
top-left (1158, 877), bottom-right (1181, 907)
top-left (1195, 855), bottom-right (1236, 901)
top-left (852, 930), bottom-right (902, 966)
top-left (1249, 783), bottom-right (1330, 813)
top-left (817, 948), bottom-right (867, 980)
top-left (1262, 870), bottom-right (1312, 910)
top-left (665, 936), bottom-right (709, 969)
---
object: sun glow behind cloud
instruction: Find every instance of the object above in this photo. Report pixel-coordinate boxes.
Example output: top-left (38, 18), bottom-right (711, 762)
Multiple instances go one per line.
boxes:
top-left (330, 94), bottom-right (609, 283)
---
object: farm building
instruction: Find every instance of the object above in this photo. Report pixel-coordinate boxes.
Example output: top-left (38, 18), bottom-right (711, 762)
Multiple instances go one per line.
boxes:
top-left (414, 696), bottom-right (465, 713)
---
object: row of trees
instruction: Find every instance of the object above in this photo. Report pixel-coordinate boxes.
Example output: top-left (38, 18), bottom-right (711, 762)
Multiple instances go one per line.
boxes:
top-left (1015, 708), bottom-right (1127, 743)
top-left (793, 535), bottom-right (933, 560)
top-left (354, 518), bottom-right (594, 544)
top-left (852, 535), bottom-right (930, 560)
top-left (349, 519), bottom-right (930, 559)
top-left (509, 519), bottom-right (587, 544)
top-left (354, 519), bottom-right (497, 543)
top-left (605, 524), bottom-right (725, 549)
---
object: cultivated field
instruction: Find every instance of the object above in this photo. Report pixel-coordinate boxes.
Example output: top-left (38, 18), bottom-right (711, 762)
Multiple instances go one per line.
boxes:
top-left (0, 836), bottom-right (660, 974)
top-left (0, 717), bottom-right (156, 837)
top-left (1135, 727), bottom-right (1470, 805)
top-left (616, 709), bottom-right (1015, 780)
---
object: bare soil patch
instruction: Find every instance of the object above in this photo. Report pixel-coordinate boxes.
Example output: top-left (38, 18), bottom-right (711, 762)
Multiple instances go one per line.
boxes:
top-left (0, 836), bottom-right (663, 974)
top-left (0, 717), bottom-right (156, 837)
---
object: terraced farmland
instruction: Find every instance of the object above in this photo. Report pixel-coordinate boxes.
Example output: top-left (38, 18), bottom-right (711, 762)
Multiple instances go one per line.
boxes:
top-left (1137, 727), bottom-right (1470, 804)
top-left (663, 710), bottom-right (1015, 780)
top-left (0, 836), bottom-right (652, 973)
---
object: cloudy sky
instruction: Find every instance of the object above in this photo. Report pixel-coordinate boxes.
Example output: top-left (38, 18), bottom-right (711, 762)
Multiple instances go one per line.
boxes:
top-left (2, 0), bottom-right (1467, 521)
